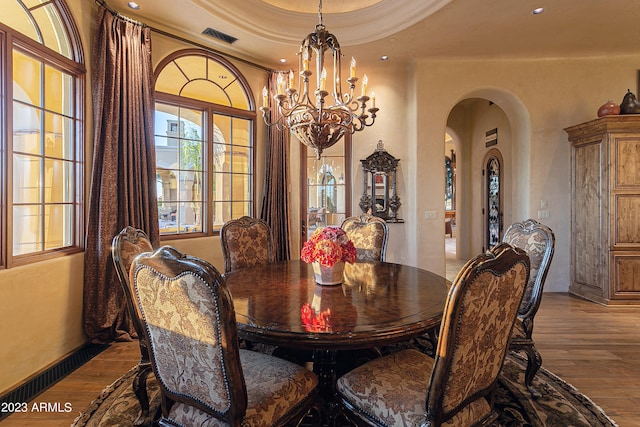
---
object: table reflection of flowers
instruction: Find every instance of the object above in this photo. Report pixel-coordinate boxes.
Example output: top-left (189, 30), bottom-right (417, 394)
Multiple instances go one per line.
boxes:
top-left (301, 226), bottom-right (357, 285)
top-left (301, 303), bottom-right (332, 332)
top-left (300, 285), bottom-right (358, 332)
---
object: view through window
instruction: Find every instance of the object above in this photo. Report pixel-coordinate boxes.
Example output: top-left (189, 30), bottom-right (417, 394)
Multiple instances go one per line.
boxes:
top-left (154, 51), bottom-right (255, 236)
top-left (2, 0), bottom-right (84, 266)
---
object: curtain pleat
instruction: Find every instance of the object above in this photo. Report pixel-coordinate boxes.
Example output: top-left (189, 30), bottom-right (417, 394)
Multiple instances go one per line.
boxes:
top-left (83, 7), bottom-right (159, 344)
top-left (260, 71), bottom-right (291, 262)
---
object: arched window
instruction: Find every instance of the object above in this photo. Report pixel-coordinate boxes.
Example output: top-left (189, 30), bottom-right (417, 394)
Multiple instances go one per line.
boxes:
top-left (1, 0), bottom-right (85, 267)
top-left (154, 49), bottom-right (255, 237)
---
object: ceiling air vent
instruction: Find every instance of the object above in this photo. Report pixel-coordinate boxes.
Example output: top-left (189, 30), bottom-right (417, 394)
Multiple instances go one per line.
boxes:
top-left (202, 27), bottom-right (237, 44)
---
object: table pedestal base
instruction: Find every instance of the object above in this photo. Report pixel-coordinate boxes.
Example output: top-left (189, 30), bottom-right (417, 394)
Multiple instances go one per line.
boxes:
top-left (312, 349), bottom-right (337, 401)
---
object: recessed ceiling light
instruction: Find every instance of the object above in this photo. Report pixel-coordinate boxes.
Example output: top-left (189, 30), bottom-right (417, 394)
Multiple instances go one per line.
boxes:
top-left (279, 58), bottom-right (287, 64)
top-left (380, 55), bottom-right (389, 61)
top-left (532, 7), bottom-right (545, 15)
top-left (128, 2), bottom-right (140, 10)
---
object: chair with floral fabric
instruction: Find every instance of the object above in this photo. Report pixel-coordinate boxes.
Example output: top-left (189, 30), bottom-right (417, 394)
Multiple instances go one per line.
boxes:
top-left (220, 216), bottom-right (274, 273)
top-left (336, 243), bottom-right (530, 427)
top-left (340, 214), bottom-right (389, 262)
top-left (112, 226), bottom-right (155, 426)
top-left (502, 218), bottom-right (555, 397)
top-left (131, 246), bottom-right (321, 427)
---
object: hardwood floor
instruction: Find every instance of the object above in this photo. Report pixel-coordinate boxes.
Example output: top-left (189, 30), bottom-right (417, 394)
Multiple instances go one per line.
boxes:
top-left (2, 293), bottom-right (639, 426)
top-left (533, 293), bottom-right (640, 427)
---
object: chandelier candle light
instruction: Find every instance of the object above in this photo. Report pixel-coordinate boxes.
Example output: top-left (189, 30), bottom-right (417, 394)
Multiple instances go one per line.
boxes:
top-left (260, 0), bottom-right (379, 159)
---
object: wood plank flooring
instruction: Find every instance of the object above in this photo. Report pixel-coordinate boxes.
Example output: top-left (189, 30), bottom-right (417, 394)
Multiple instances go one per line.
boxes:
top-left (2, 293), bottom-right (639, 426)
top-left (533, 293), bottom-right (640, 427)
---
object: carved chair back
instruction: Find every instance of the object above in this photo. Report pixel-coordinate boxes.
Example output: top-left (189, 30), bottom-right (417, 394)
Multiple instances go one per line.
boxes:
top-left (501, 218), bottom-right (555, 332)
top-left (112, 226), bottom-right (154, 340)
top-left (426, 243), bottom-right (530, 425)
top-left (131, 246), bottom-right (248, 424)
top-left (220, 216), bottom-right (274, 273)
top-left (341, 214), bottom-right (389, 262)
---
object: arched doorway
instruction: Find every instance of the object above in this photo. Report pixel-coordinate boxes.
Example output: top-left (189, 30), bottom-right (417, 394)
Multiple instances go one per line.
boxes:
top-left (444, 92), bottom-right (529, 279)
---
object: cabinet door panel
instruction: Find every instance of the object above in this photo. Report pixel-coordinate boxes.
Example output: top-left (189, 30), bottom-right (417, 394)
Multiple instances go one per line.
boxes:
top-left (611, 252), bottom-right (640, 296)
top-left (614, 137), bottom-right (640, 188)
top-left (574, 142), bottom-right (604, 287)
top-left (614, 195), bottom-right (640, 245)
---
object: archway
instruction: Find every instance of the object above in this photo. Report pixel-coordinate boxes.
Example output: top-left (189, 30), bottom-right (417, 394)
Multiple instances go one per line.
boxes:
top-left (444, 89), bottom-right (531, 277)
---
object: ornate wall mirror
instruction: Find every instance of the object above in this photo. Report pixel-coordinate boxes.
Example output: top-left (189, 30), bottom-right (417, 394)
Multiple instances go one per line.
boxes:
top-left (359, 140), bottom-right (403, 222)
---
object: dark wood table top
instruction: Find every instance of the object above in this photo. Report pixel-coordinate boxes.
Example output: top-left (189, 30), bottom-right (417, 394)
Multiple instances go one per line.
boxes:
top-left (224, 260), bottom-right (451, 351)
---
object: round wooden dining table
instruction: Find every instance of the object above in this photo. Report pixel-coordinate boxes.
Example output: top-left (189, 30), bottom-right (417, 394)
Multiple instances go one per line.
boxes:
top-left (224, 259), bottom-right (451, 404)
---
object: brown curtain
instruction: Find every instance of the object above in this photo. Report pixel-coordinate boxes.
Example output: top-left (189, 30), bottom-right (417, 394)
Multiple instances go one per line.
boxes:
top-left (260, 71), bottom-right (291, 262)
top-left (83, 7), bottom-right (159, 344)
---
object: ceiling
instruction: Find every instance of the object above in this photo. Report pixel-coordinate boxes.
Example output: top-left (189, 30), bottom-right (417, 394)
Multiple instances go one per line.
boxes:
top-left (110, 0), bottom-right (640, 70)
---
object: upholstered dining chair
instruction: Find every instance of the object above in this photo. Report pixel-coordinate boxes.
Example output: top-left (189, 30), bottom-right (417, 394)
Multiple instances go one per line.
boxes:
top-left (502, 218), bottom-right (555, 397)
top-left (111, 226), bottom-right (155, 426)
top-left (130, 245), bottom-right (321, 427)
top-left (220, 216), bottom-right (274, 273)
top-left (336, 243), bottom-right (530, 427)
top-left (341, 214), bottom-right (389, 262)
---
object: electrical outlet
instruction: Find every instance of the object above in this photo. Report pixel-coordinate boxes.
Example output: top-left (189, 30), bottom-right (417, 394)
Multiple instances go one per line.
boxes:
top-left (424, 210), bottom-right (437, 220)
top-left (540, 199), bottom-right (548, 209)
top-left (537, 210), bottom-right (550, 219)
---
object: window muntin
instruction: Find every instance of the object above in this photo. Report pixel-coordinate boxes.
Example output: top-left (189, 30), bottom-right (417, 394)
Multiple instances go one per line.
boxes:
top-left (155, 55), bottom-right (250, 110)
top-left (154, 51), bottom-right (255, 237)
top-left (154, 104), bottom-right (204, 235)
top-left (211, 114), bottom-right (252, 227)
top-left (2, 0), bottom-right (84, 266)
top-left (12, 48), bottom-right (77, 256)
top-left (2, 0), bottom-right (73, 59)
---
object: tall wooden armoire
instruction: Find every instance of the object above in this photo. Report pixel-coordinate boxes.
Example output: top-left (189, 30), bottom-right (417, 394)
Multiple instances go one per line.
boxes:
top-left (565, 115), bottom-right (640, 305)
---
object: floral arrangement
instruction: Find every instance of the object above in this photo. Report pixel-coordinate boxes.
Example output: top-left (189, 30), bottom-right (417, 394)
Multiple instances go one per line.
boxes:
top-left (301, 226), bottom-right (357, 267)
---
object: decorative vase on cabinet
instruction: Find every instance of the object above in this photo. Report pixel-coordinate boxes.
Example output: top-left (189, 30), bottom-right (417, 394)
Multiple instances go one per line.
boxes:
top-left (565, 115), bottom-right (640, 305)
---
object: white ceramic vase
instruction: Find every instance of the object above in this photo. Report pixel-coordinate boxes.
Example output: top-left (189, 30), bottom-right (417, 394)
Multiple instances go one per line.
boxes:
top-left (312, 261), bottom-right (345, 285)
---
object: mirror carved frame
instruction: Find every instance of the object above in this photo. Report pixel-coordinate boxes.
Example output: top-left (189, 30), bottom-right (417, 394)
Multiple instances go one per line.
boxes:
top-left (359, 141), bottom-right (403, 222)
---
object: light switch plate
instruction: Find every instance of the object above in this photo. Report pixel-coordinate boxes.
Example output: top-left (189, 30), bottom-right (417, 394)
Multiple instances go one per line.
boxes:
top-left (424, 210), bottom-right (437, 220)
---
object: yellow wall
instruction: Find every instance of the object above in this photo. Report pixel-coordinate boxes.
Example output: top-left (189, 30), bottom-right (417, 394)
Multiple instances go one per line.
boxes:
top-left (2, 0), bottom-right (640, 396)
top-left (0, 253), bottom-right (85, 394)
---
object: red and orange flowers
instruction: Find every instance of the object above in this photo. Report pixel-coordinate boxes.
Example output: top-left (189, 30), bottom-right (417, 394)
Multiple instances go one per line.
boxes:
top-left (301, 226), bottom-right (357, 267)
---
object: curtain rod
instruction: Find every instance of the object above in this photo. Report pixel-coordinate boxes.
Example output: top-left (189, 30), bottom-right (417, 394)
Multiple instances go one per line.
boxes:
top-left (94, 0), bottom-right (146, 26)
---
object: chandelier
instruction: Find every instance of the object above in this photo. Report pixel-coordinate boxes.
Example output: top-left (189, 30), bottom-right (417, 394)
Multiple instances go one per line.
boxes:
top-left (260, 0), bottom-right (379, 159)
